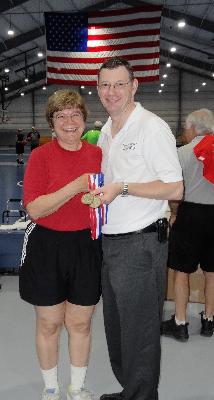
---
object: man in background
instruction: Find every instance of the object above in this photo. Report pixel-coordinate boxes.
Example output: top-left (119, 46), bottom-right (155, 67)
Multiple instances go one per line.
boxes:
top-left (161, 108), bottom-right (214, 342)
top-left (81, 120), bottom-right (102, 145)
top-left (27, 126), bottom-right (40, 151)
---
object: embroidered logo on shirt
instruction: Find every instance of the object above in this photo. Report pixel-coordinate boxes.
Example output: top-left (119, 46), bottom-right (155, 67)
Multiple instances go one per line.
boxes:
top-left (122, 142), bottom-right (137, 151)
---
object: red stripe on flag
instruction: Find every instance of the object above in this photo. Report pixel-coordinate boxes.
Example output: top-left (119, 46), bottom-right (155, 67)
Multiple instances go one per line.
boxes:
top-left (47, 76), bottom-right (159, 86)
top-left (89, 5), bottom-right (162, 18)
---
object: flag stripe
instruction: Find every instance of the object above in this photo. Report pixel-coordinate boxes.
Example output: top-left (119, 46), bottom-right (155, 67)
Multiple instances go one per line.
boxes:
top-left (47, 50), bottom-right (160, 61)
top-left (48, 64), bottom-right (159, 75)
top-left (47, 74), bottom-right (159, 86)
top-left (47, 57), bottom-right (160, 69)
top-left (87, 41), bottom-right (160, 52)
top-left (88, 5), bottom-right (162, 18)
top-left (88, 17), bottom-right (161, 28)
top-left (88, 29), bottom-right (160, 40)
top-left (45, 6), bottom-right (162, 85)
top-left (88, 23), bottom-right (160, 34)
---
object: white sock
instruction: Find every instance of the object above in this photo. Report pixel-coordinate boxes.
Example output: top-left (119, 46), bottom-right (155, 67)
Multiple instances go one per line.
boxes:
top-left (175, 316), bottom-right (186, 325)
top-left (70, 364), bottom-right (87, 391)
top-left (41, 366), bottom-right (59, 390)
top-left (203, 314), bottom-right (213, 321)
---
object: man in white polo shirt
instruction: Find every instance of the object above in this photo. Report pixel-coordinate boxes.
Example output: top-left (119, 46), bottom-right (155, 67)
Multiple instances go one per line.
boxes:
top-left (94, 57), bottom-right (183, 400)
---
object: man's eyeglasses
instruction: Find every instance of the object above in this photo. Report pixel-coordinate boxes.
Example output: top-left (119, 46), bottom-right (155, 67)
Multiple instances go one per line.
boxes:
top-left (54, 112), bottom-right (83, 122)
top-left (97, 80), bottom-right (131, 91)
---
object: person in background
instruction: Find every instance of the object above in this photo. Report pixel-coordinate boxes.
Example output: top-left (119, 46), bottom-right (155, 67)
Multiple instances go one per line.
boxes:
top-left (16, 128), bottom-right (25, 165)
top-left (93, 56), bottom-right (183, 400)
top-left (19, 90), bottom-right (102, 400)
top-left (161, 108), bottom-right (214, 342)
top-left (27, 126), bottom-right (40, 151)
top-left (81, 120), bottom-right (102, 145)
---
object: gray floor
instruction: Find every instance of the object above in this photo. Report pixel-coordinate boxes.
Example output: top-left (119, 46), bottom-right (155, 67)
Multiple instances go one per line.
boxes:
top-left (0, 276), bottom-right (213, 400)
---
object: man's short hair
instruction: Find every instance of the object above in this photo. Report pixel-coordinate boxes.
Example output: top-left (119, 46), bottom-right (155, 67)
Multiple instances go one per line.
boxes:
top-left (185, 108), bottom-right (214, 134)
top-left (98, 57), bottom-right (134, 81)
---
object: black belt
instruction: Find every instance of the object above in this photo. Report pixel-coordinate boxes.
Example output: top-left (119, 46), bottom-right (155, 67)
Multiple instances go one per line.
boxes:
top-left (103, 222), bottom-right (157, 238)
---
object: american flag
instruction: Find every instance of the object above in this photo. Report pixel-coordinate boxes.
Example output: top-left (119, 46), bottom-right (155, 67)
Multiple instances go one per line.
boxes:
top-left (44, 5), bottom-right (162, 86)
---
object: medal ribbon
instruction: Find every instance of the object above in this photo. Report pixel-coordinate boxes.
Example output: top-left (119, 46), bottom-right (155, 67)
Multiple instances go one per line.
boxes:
top-left (88, 173), bottom-right (108, 239)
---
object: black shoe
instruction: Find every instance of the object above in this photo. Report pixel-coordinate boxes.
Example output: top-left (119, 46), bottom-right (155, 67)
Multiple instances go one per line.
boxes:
top-left (100, 392), bottom-right (124, 400)
top-left (161, 315), bottom-right (189, 342)
top-left (200, 311), bottom-right (214, 337)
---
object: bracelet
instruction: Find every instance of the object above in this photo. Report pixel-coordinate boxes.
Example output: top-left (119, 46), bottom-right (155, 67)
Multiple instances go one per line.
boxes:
top-left (121, 182), bottom-right (129, 197)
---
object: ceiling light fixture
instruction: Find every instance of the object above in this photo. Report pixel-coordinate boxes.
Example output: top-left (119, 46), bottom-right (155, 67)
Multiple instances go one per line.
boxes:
top-left (20, 92), bottom-right (25, 96)
top-left (88, 91), bottom-right (92, 95)
top-left (7, 15), bottom-right (14, 36)
top-left (177, 20), bottom-right (186, 28)
top-left (24, 77), bottom-right (29, 83)
top-left (158, 89), bottom-right (162, 93)
top-left (163, 74), bottom-right (168, 79)
top-left (81, 86), bottom-right (85, 89)
top-left (170, 47), bottom-right (176, 53)
top-left (42, 86), bottom-right (47, 90)
top-left (195, 88), bottom-right (199, 93)
top-left (4, 87), bottom-right (8, 91)
top-left (37, 51), bottom-right (43, 57)
top-left (166, 63), bottom-right (171, 68)
top-left (202, 82), bottom-right (206, 86)
top-left (160, 83), bottom-right (164, 87)
top-left (4, 68), bottom-right (10, 73)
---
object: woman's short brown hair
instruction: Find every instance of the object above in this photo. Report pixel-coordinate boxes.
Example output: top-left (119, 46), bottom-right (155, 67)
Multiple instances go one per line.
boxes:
top-left (46, 89), bottom-right (88, 127)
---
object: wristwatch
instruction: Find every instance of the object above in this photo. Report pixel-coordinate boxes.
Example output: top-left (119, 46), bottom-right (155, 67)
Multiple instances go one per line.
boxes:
top-left (121, 182), bottom-right (129, 197)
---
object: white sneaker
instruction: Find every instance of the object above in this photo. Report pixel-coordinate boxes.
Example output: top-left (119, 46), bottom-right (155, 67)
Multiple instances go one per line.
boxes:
top-left (41, 388), bottom-right (60, 400)
top-left (67, 385), bottom-right (93, 400)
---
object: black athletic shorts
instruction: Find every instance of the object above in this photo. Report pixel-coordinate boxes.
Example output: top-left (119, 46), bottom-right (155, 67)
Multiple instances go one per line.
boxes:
top-left (16, 143), bottom-right (24, 154)
top-left (168, 201), bottom-right (214, 273)
top-left (19, 223), bottom-right (102, 306)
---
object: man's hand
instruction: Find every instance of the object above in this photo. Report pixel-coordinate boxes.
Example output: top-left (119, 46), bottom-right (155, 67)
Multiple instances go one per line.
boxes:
top-left (92, 182), bottom-right (123, 204)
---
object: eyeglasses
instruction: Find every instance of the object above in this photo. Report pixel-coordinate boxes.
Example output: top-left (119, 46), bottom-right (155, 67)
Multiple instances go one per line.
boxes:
top-left (54, 112), bottom-right (83, 122)
top-left (97, 80), bottom-right (131, 91)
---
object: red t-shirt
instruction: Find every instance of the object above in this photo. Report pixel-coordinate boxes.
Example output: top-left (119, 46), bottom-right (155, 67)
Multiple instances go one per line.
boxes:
top-left (24, 139), bottom-right (102, 231)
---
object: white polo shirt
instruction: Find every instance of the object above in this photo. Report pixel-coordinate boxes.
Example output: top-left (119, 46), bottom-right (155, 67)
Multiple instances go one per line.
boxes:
top-left (98, 103), bottom-right (182, 234)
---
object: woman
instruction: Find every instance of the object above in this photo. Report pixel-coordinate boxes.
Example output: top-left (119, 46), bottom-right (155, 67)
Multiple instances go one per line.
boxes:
top-left (19, 90), bottom-right (102, 400)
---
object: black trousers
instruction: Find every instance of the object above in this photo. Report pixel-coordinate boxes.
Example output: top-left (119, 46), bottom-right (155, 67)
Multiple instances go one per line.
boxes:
top-left (102, 232), bottom-right (168, 400)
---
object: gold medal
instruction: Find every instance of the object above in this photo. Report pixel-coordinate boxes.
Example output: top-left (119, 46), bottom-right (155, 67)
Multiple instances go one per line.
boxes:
top-left (90, 196), bottom-right (101, 208)
top-left (81, 193), bottom-right (94, 205)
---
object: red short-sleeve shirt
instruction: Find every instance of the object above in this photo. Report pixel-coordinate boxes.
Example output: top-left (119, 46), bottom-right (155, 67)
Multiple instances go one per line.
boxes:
top-left (24, 139), bottom-right (102, 231)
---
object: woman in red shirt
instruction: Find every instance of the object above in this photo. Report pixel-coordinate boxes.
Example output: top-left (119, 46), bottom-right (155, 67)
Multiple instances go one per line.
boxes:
top-left (19, 90), bottom-right (102, 400)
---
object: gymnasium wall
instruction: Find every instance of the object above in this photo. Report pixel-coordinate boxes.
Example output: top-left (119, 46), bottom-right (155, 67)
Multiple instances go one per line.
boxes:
top-left (0, 67), bottom-right (214, 146)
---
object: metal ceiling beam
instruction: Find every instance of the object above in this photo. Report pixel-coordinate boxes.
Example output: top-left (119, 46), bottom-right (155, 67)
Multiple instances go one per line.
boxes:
top-left (161, 49), bottom-right (213, 75)
top-left (118, 0), bottom-right (214, 34)
top-left (161, 36), bottom-right (214, 59)
top-left (160, 60), bottom-right (214, 83)
top-left (0, 0), bottom-right (29, 13)
top-left (15, 58), bottom-right (45, 73)
top-left (0, 26), bottom-right (45, 55)
top-left (5, 70), bottom-right (45, 94)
